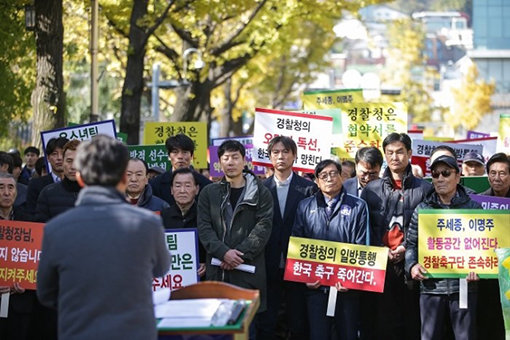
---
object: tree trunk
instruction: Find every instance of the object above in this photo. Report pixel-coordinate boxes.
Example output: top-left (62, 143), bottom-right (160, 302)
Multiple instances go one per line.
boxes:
top-left (119, 0), bottom-right (149, 145)
top-left (31, 0), bottom-right (65, 149)
top-left (171, 79), bottom-right (214, 124)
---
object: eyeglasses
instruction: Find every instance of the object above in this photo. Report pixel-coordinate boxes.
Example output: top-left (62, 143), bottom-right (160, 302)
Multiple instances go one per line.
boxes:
top-left (431, 169), bottom-right (454, 179)
top-left (317, 170), bottom-right (340, 181)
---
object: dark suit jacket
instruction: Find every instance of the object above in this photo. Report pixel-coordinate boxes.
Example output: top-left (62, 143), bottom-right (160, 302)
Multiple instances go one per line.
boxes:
top-left (343, 177), bottom-right (360, 197)
top-left (263, 173), bottom-right (317, 282)
top-left (24, 174), bottom-right (55, 220)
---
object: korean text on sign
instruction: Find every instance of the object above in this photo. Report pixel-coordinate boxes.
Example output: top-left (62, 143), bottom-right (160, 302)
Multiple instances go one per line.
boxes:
top-left (152, 228), bottom-right (199, 291)
top-left (284, 236), bottom-right (389, 293)
top-left (252, 108), bottom-right (333, 173)
top-left (143, 122), bottom-right (207, 169)
top-left (302, 89), bottom-right (364, 110)
top-left (418, 209), bottom-right (510, 278)
top-left (334, 102), bottom-right (407, 161)
top-left (127, 144), bottom-right (171, 171)
top-left (0, 220), bottom-right (45, 290)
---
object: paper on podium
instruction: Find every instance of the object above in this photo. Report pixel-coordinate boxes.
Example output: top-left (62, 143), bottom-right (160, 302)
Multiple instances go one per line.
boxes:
top-left (155, 298), bottom-right (227, 319)
top-left (153, 288), bottom-right (171, 306)
top-left (211, 258), bottom-right (256, 273)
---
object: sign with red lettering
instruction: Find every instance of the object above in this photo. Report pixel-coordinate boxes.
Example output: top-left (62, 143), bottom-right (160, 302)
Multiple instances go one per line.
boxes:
top-left (0, 220), bottom-right (44, 290)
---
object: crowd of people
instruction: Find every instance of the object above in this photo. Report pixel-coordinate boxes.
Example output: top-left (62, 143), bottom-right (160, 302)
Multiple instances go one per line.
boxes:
top-left (0, 131), bottom-right (509, 340)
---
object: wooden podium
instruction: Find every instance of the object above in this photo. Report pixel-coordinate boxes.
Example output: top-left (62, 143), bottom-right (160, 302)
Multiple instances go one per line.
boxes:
top-left (158, 281), bottom-right (260, 340)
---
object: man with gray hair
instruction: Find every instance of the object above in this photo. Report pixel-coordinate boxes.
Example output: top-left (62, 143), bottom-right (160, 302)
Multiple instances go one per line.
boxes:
top-left (37, 135), bottom-right (170, 340)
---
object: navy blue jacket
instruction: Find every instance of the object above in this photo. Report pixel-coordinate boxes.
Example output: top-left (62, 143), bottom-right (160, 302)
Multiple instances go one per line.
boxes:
top-left (263, 173), bottom-right (317, 282)
top-left (136, 184), bottom-right (169, 212)
top-left (292, 187), bottom-right (370, 246)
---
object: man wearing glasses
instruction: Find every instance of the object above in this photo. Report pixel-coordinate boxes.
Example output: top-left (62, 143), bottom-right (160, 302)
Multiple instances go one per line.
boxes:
top-left (343, 147), bottom-right (383, 197)
top-left (361, 133), bottom-right (431, 340)
top-left (292, 159), bottom-right (369, 340)
top-left (405, 155), bottom-right (481, 340)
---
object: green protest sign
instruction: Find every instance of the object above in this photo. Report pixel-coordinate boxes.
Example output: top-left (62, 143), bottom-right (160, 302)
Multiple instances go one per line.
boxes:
top-left (127, 145), bottom-right (170, 171)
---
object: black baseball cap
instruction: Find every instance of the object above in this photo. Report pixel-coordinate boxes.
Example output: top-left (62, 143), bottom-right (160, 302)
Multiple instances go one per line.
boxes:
top-left (430, 155), bottom-right (460, 172)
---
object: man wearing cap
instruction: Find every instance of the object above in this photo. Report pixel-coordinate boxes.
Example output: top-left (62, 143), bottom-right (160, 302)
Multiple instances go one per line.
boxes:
top-left (462, 151), bottom-right (485, 177)
top-left (405, 155), bottom-right (481, 340)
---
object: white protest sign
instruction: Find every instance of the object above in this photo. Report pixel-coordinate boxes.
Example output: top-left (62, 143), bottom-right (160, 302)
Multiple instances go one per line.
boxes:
top-left (411, 139), bottom-right (483, 176)
top-left (152, 228), bottom-right (199, 292)
top-left (451, 137), bottom-right (498, 163)
top-left (252, 108), bottom-right (333, 173)
top-left (40, 120), bottom-right (117, 174)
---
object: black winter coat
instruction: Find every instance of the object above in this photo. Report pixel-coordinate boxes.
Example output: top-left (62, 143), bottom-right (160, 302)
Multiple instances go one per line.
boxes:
top-left (35, 177), bottom-right (82, 222)
top-left (361, 164), bottom-right (432, 247)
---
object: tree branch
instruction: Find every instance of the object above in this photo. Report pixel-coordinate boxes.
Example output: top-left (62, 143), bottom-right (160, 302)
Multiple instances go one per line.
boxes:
top-left (103, 10), bottom-right (129, 39)
top-left (169, 20), bottom-right (198, 48)
top-left (153, 34), bottom-right (183, 78)
top-left (211, 0), bottom-right (267, 56)
top-left (145, 0), bottom-right (175, 37)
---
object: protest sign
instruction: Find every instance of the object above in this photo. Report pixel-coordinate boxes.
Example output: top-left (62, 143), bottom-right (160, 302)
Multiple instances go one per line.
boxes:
top-left (211, 136), bottom-right (254, 147)
top-left (252, 108), bottom-right (333, 172)
top-left (418, 209), bottom-right (510, 278)
top-left (408, 129), bottom-right (424, 142)
top-left (459, 176), bottom-right (490, 194)
top-left (128, 145), bottom-right (171, 171)
top-left (211, 136), bottom-right (266, 176)
top-left (209, 145), bottom-right (265, 177)
top-left (0, 221), bottom-right (44, 290)
top-left (143, 122), bottom-right (207, 169)
top-left (152, 228), bottom-right (199, 292)
top-left (41, 120), bottom-right (117, 173)
top-left (298, 109), bottom-right (343, 140)
top-left (41, 120), bottom-right (116, 147)
top-left (284, 236), bottom-right (389, 293)
top-left (467, 130), bottom-right (490, 139)
top-left (451, 136), bottom-right (498, 163)
top-left (495, 248), bottom-right (510, 339)
top-left (411, 140), bottom-right (483, 176)
top-left (302, 89), bottom-right (364, 110)
top-left (498, 113), bottom-right (510, 153)
top-left (470, 194), bottom-right (510, 210)
top-left (332, 102), bottom-right (407, 160)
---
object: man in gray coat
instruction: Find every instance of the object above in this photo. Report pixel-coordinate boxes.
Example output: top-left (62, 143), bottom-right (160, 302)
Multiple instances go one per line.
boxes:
top-left (37, 135), bottom-right (170, 340)
top-left (197, 140), bottom-right (273, 312)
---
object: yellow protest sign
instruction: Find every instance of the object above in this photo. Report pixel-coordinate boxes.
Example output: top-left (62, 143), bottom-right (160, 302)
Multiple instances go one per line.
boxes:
top-left (498, 113), bottom-right (510, 153)
top-left (143, 122), bottom-right (207, 169)
top-left (331, 102), bottom-right (407, 160)
top-left (284, 236), bottom-right (389, 292)
top-left (302, 89), bottom-right (364, 110)
top-left (418, 209), bottom-right (510, 278)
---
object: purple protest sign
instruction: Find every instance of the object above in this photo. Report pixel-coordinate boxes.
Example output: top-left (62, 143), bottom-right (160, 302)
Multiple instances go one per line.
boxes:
top-left (467, 130), bottom-right (490, 139)
top-left (469, 194), bottom-right (510, 210)
top-left (209, 145), bottom-right (266, 178)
